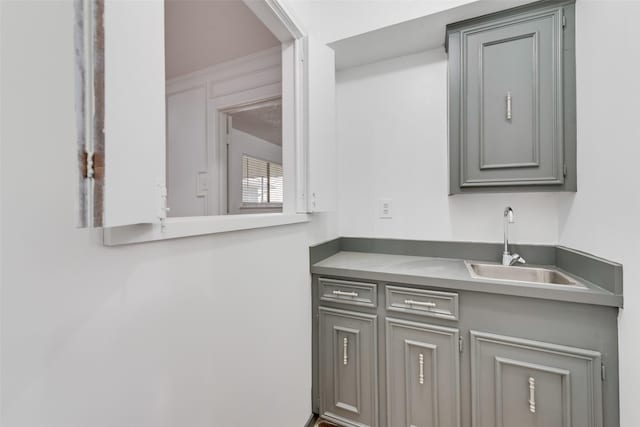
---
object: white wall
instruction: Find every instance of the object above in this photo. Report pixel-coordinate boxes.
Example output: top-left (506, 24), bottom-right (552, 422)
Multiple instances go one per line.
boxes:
top-left (557, 1), bottom-right (640, 425)
top-left (336, 49), bottom-right (563, 244)
top-left (0, 2), bottom-right (337, 427)
top-left (167, 86), bottom-right (208, 217)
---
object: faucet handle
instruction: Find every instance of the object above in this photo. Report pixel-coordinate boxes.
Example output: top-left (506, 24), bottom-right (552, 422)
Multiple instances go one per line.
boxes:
top-left (510, 253), bottom-right (526, 265)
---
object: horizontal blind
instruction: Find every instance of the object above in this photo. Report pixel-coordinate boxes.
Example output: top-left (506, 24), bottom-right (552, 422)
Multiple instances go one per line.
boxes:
top-left (242, 155), bottom-right (283, 204)
top-left (269, 162), bottom-right (283, 203)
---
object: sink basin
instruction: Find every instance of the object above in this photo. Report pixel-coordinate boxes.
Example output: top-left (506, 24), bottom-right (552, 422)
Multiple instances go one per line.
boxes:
top-left (465, 261), bottom-right (585, 287)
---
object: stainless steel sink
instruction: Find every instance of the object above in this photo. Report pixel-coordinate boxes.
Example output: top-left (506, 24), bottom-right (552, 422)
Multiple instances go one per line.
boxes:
top-left (465, 261), bottom-right (586, 287)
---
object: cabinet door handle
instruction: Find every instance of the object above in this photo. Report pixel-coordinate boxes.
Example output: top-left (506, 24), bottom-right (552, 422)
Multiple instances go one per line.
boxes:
top-left (343, 337), bottom-right (348, 365)
top-left (333, 290), bottom-right (358, 297)
top-left (528, 377), bottom-right (536, 413)
top-left (506, 92), bottom-right (513, 120)
top-left (419, 354), bottom-right (424, 385)
top-left (404, 299), bottom-right (436, 308)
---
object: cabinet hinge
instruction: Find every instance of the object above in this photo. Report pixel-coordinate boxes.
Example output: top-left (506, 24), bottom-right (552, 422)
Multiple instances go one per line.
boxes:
top-left (158, 183), bottom-right (169, 225)
top-left (81, 151), bottom-right (103, 179)
top-left (601, 363), bottom-right (606, 381)
top-left (562, 14), bottom-right (566, 29)
top-left (563, 163), bottom-right (568, 177)
top-left (459, 337), bottom-right (464, 353)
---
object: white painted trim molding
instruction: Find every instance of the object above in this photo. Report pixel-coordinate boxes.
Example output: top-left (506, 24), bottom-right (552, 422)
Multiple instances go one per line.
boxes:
top-left (243, 0), bottom-right (304, 42)
top-left (166, 46), bottom-right (282, 95)
top-left (103, 213), bottom-right (309, 245)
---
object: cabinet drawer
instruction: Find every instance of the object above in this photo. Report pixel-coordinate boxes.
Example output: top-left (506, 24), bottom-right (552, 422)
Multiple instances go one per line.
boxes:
top-left (319, 278), bottom-right (377, 308)
top-left (386, 286), bottom-right (459, 321)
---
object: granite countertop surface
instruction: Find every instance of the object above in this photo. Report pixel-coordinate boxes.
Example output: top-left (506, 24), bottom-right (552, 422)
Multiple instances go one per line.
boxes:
top-left (311, 251), bottom-right (623, 307)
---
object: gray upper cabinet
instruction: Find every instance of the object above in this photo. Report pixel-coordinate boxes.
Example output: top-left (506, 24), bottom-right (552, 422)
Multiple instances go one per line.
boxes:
top-left (319, 307), bottom-right (378, 427)
top-left (471, 331), bottom-right (603, 427)
top-left (386, 318), bottom-right (460, 427)
top-left (447, 0), bottom-right (576, 193)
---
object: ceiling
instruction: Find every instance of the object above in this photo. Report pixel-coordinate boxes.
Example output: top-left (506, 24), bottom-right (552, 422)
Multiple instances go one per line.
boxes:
top-left (231, 102), bottom-right (282, 146)
top-left (164, 0), bottom-right (281, 79)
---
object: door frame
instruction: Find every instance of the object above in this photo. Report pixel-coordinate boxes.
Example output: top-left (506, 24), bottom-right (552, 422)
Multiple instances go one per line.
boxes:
top-left (218, 97), bottom-right (283, 215)
top-left (209, 85), bottom-right (282, 215)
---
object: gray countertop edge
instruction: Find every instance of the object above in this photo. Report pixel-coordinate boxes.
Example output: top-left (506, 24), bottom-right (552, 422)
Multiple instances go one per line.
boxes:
top-left (310, 264), bottom-right (623, 308)
top-left (309, 237), bottom-right (623, 296)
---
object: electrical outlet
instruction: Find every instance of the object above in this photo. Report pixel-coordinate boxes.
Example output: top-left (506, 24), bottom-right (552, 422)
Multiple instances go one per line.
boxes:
top-left (378, 198), bottom-right (393, 219)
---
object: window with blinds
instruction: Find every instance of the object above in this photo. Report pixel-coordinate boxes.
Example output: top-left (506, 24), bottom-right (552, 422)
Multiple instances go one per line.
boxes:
top-left (241, 155), bottom-right (283, 206)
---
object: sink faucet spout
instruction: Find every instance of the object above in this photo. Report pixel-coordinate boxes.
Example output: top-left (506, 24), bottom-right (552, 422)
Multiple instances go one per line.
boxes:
top-left (502, 207), bottom-right (525, 266)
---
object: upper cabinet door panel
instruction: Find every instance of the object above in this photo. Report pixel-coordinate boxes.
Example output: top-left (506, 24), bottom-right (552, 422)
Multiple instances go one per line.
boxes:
top-left (463, 9), bottom-right (562, 186)
top-left (477, 30), bottom-right (539, 170)
top-left (447, 1), bottom-right (576, 194)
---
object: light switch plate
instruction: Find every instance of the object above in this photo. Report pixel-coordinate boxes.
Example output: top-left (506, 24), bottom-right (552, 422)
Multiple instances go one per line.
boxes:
top-left (378, 198), bottom-right (393, 219)
top-left (196, 171), bottom-right (208, 197)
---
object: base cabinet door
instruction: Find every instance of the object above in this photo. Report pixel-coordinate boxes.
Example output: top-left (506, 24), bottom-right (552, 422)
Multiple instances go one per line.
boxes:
top-left (470, 331), bottom-right (603, 427)
top-left (386, 318), bottom-right (461, 427)
top-left (319, 307), bottom-right (378, 427)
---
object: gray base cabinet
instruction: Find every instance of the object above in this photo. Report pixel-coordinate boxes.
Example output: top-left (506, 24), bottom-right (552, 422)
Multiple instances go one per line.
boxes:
top-left (312, 278), bottom-right (618, 427)
top-left (319, 307), bottom-right (378, 427)
top-left (470, 331), bottom-right (603, 427)
top-left (386, 318), bottom-right (460, 427)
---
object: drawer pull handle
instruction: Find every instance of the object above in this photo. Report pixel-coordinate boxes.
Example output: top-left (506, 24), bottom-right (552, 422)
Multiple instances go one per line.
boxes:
top-left (528, 377), bottom-right (536, 413)
top-left (343, 337), bottom-right (348, 365)
top-left (506, 91), bottom-right (513, 120)
top-left (333, 290), bottom-right (358, 297)
top-left (419, 354), bottom-right (424, 385)
top-left (404, 299), bottom-right (436, 308)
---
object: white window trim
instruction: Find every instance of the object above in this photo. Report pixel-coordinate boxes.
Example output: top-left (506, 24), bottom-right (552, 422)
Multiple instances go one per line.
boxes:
top-left (240, 204), bottom-right (283, 209)
top-left (103, 213), bottom-right (309, 246)
top-left (103, 0), bottom-right (309, 246)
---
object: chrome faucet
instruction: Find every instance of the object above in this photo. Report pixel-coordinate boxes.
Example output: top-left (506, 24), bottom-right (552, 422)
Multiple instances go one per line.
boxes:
top-left (502, 207), bottom-right (526, 266)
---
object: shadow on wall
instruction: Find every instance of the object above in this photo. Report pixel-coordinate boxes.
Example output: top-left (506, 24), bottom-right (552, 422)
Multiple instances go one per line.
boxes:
top-left (556, 192), bottom-right (577, 241)
top-left (336, 48), bottom-right (445, 84)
